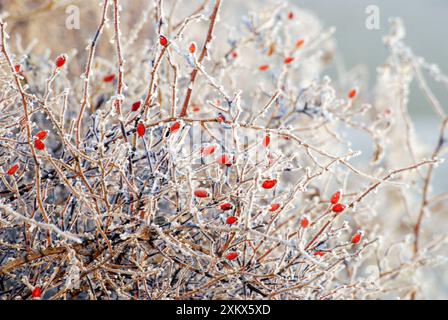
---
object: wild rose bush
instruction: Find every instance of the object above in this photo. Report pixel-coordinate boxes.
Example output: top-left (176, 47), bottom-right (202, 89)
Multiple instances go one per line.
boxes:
top-left (0, 1), bottom-right (447, 300)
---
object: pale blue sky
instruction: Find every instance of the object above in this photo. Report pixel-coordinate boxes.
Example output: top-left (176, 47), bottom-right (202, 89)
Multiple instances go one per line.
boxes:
top-left (291, 0), bottom-right (448, 115)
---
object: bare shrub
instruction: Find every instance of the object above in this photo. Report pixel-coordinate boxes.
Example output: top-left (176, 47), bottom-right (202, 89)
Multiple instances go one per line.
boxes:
top-left (0, 1), bottom-right (447, 300)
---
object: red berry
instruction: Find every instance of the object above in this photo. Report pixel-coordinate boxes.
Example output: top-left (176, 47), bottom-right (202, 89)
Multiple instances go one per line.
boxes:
top-left (295, 39), bottom-right (305, 49)
top-left (34, 140), bottom-right (45, 151)
top-left (131, 101), bottom-right (142, 112)
top-left (192, 104), bottom-right (201, 113)
top-left (263, 135), bottom-right (271, 148)
top-left (351, 233), bottom-right (362, 244)
top-left (216, 113), bottom-right (226, 123)
top-left (231, 51), bottom-right (238, 59)
top-left (103, 74), bottom-right (115, 83)
top-left (220, 202), bottom-right (233, 211)
top-left (7, 164), bottom-right (19, 176)
top-left (226, 216), bottom-right (237, 225)
top-left (332, 203), bottom-right (346, 214)
top-left (300, 217), bottom-right (309, 228)
top-left (284, 56), bottom-right (294, 65)
top-left (268, 203), bottom-right (281, 212)
top-left (170, 122), bottom-right (181, 133)
top-left (330, 191), bottom-right (341, 205)
top-left (55, 54), bottom-right (67, 68)
top-left (201, 145), bottom-right (217, 157)
top-left (137, 123), bottom-right (146, 137)
top-left (194, 189), bottom-right (209, 198)
top-left (35, 131), bottom-right (48, 140)
top-left (189, 42), bottom-right (197, 54)
top-left (159, 35), bottom-right (168, 47)
top-left (226, 252), bottom-right (238, 261)
top-left (31, 287), bottom-right (42, 299)
top-left (14, 64), bottom-right (22, 73)
top-left (288, 11), bottom-right (294, 20)
top-left (262, 179), bottom-right (277, 190)
top-left (259, 65), bottom-right (269, 71)
top-left (314, 251), bottom-right (326, 257)
top-left (348, 88), bottom-right (358, 99)
top-left (216, 154), bottom-right (231, 166)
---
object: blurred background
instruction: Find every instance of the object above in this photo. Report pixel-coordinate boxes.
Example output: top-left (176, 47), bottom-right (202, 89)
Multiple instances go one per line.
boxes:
top-left (293, 0), bottom-right (448, 118)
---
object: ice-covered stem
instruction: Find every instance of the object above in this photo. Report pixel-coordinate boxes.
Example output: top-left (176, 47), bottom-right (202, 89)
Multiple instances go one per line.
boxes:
top-left (76, 0), bottom-right (110, 147)
top-left (0, 20), bottom-right (52, 245)
top-left (0, 204), bottom-right (82, 243)
top-left (413, 119), bottom-right (448, 255)
top-left (179, 0), bottom-right (222, 117)
top-left (112, 0), bottom-right (125, 117)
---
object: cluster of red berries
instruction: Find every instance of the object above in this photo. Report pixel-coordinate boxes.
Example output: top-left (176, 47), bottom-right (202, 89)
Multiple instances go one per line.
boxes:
top-left (257, 25), bottom-right (305, 72)
top-left (330, 191), bottom-right (346, 214)
top-left (137, 120), bottom-right (182, 139)
top-left (219, 202), bottom-right (237, 225)
top-left (7, 130), bottom-right (47, 174)
top-left (330, 191), bottom-right (363, 244)
top-left (34, 130), bottom-right (48, 151)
